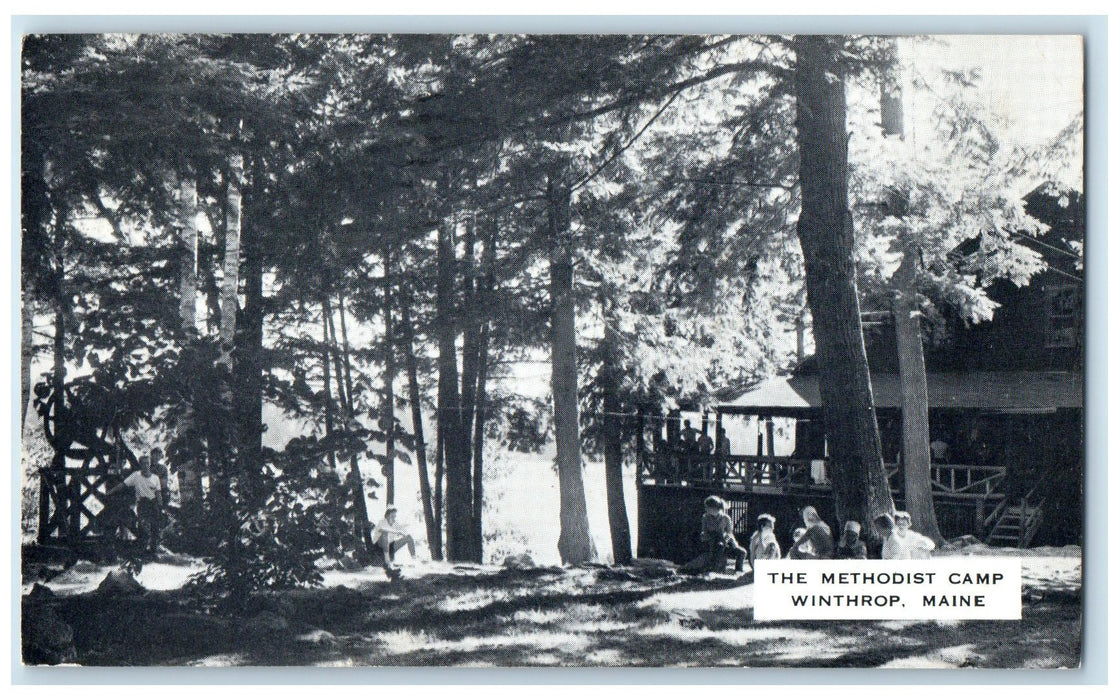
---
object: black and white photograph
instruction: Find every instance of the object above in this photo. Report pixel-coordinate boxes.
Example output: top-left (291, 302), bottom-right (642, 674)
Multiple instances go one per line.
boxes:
top-left (18, 29), bottom-right (1086, 669)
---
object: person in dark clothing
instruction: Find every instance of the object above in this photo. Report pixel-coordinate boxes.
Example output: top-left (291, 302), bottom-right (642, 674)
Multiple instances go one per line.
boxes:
top-left (714, 427), bottom-right (731, 485)
top-left (681, 495), bottom-right (747, 574)
top-left (835, 520), bottom-right (868, 559)
top-left (790, 505), bottom-right (834, 559)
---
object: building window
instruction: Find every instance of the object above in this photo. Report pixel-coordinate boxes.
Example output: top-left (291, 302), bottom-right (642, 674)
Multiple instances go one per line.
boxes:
top-left (1045, 284), bottom-right (1081, 349)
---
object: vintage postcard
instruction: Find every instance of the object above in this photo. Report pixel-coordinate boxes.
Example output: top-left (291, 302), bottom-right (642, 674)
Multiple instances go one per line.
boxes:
top-left (19, 30), bottom-right (1085, 669)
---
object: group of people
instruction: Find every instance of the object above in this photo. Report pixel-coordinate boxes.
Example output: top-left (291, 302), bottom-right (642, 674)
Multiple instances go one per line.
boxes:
top-left (673, 420), bottom-right (732, 460)
top-left (682, 498), bottom-right (937, 575)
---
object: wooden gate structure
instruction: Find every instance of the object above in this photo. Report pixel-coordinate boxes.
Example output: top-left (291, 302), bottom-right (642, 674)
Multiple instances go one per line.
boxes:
top-left (30, 381), bottom-right (144, 553)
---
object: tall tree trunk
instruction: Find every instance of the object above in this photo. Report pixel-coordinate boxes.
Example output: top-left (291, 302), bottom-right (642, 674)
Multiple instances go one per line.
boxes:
top-left (21, 287), bottom-right (34, 430)
top-left (600, 305), bottom-right (633, 565)
top-left (50, 253), bottom-right (66, 473)
top-left (219, 155), bottom-right (243, 371)
top-left (179, 177), bottom-right (199, 333)
top-left (437, 220), bottom-right (472, 561)
top-left (319, 297), bottom-right (338, 474)
top-left (382, 248), bottom-right (397, 505)
top-left (325, 293), bottom-right (374, 561)
top-left (879, 47), bottom-right (944, 543)
top-left (793, 35), bottom-right (893, 533)
top-left (175, 175), bottom-right (204, 512)
top-left (434, 428), bottom-right (445, 547)
top-left (235, 190), bottom-right (264, 479)
top-left (546, 177), bottom-right (597, 564)
top-left (400, 290), bottom-right (441, 559)
top-left (892, 249), bottom-right (944, 542)
top-left (470, 229), bottom-right (496, 561)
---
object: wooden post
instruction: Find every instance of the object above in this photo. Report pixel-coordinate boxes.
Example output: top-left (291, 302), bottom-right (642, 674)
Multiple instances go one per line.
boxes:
top-left (766, 418), bottom-right (776, 458)
top-left (795, 313), bottom-right (805, 364)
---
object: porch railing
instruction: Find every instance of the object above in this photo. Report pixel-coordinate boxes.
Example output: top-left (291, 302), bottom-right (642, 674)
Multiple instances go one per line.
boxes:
top-left (640, 452), bottom-right (1007, 500)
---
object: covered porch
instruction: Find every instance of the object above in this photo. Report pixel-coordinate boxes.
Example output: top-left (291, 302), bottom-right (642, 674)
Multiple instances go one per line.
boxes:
top-left (636, 370), bottom-right (1081, 545)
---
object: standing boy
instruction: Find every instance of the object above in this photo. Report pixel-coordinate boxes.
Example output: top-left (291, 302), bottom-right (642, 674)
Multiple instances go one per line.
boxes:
top-left (105, 455), bottom-right (164, 552)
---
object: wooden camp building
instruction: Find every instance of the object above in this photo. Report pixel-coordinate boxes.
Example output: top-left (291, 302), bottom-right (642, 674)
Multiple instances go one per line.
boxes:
top-left (636, 189), bottom-right (1085, 563)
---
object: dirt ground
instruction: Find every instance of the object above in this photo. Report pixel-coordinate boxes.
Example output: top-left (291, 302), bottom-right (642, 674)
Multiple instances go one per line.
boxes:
top-left (21, 548), bottom-right (1081, 668)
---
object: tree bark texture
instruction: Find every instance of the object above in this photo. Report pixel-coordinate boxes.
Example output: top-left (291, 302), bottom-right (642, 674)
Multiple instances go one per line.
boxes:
top-left (601, 310), bottom-right (633, 565)
top-left (400, 292), bottom-right (442, 559)
top-left (21, 289), bottom-right (34, 430)
top-left (547, 179), bottom-right (598, 565)
top-left (793, 35), bottom-right (894, 532)
top-left (382, 248), bottom-right (397, 505)
top-left (437, 220), bottom-right (474, 561)
top-left (325, 294), bottom-right (374, 561)
top-left (219, 155), bottom-right (243, 370)
top-left (175, 175), bottom-right (204, 510)
top-left (892, 248), bottom-right (944, 542)
top-left (235, 192), bottom-right (264, 478)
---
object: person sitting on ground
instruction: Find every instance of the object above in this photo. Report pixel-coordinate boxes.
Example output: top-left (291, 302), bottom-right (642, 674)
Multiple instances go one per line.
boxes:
top-left (105, 455), bottom-right (164, 553)
top-left (893, 511), bottom-right (936, 560)
top-left (790, 505), bottom-right (834, 560)
top-left (370, 506), bottom-right (416, 571)
top-left (748, 513), bottom-right (782, 568)
top-left (681, 495), bottom-right (747, 574)
top-left (835, 520), bottom-right (868, 559)
top-left (786, 527), bottom-right (810, 559)
top-left (874, 513), bottom-right (905, 559)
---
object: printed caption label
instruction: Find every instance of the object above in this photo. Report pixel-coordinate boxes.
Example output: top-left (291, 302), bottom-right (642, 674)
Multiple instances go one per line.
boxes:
top-left (753, 558), bottom-right (1022, 620)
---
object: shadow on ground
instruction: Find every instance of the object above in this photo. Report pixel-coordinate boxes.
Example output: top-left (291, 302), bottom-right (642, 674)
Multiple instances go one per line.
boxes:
top-left (23, 562), bottom-right (1081, 668)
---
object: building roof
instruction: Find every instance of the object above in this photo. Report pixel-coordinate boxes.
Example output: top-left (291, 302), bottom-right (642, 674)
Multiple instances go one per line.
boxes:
top-left (716, 371), bottom-right (1082, 415)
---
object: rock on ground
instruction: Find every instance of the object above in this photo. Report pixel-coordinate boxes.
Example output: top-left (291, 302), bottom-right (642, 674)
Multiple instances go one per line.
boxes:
top-left (22, 603), bottom-right (76, 665)
top-left (241, 610), bottom-right (291, 644)
top-left (96, 569), bottom-right (146, 595)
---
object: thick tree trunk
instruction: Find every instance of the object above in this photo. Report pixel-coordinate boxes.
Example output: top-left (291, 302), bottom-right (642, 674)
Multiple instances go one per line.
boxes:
top-left (437, 220), bottom-right (473, 561)
top-left (793, 35), bottom-right (894, 533)
top-left (235, 199), bottom-right (264, 479)
top-left (546, 178), bottom-right (598, 565)
top-left (879, 46), bottom-right (943, 543)
top-left (470, 228), bottom-right (496, 561)
top-left (400, 292), bottom-right (442, 559)
top-left (892, 249), bottom-right (944, 542)
top-left (601, 310), bottom-right (633, 565)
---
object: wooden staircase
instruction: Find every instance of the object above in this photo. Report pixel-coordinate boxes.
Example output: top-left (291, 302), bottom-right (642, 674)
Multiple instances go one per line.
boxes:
top-left (984, 487), bottom-right (1045, 548)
